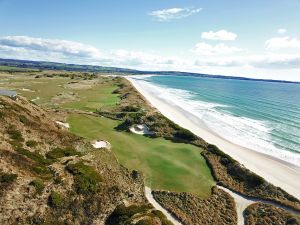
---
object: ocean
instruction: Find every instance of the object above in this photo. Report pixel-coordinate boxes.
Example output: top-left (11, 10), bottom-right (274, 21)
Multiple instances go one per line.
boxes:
top-left (135, 75), bottom-right (300, 167)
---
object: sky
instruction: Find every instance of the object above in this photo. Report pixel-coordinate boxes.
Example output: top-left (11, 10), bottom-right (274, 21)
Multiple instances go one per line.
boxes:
top-left (0, 0), bottom-right (300, 81)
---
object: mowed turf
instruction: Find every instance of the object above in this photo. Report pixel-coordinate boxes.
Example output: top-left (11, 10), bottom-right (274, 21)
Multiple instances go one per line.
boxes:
top-left (0, 74), bottom-right (118, 110)
top-left (62, 83), bottom-right (119, 111)
top-left (68, 114), bottom-right (215, 197)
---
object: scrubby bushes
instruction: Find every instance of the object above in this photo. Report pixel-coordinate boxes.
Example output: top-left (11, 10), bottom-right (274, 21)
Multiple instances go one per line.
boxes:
top-left (30, 179), bottom-right (45, 194)
top-left (106, 204), bottom-right (172, 225)
top-left (46, 147), bottom-right (79, 160)
top-left (0, 172), bottom-right (18, 185)
top-left (152, 187), bottom-right (236, 225)
top-left (244, 203), bottom-right (300, 225)
top-left (7, 126), bottom-right (24, 142)
top-left (48, 191), bottom-right (63, 208)
top-left (66, 161), bottom-right (102, 194)
top-left (25, 140), bottom-right (38, 147)
top-left (202, 147), bottom-right (300, 211)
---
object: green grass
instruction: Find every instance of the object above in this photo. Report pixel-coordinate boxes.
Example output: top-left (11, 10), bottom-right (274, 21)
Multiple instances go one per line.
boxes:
top-left (62, 83), bottom-right (119, 112)
top-left (68, 114), bottom-right (215, 197)
top-left (0, 75), bottom-right (118, 111)
top-left (0, 66), bottom-right (38, 72)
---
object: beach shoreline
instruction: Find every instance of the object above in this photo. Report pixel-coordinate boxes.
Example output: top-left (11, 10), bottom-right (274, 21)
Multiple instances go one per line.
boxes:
top-left (127, 76), bottom-right (300, 199)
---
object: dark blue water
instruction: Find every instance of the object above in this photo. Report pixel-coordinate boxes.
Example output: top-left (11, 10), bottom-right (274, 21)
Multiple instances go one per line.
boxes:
top-left (140, 75), bottom-right (300, 166)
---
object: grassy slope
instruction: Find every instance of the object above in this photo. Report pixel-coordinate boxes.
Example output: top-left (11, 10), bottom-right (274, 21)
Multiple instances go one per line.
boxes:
top-left (68, 114), bottom-right (215, 197)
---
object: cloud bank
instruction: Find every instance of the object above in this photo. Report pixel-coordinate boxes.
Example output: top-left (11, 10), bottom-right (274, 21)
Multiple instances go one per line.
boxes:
top-left (1, 35), bottom-right (300, 81)
top-left (265, 36), bottom-right (300, 50)
top-left (191, 42), bottom-right (242, 55)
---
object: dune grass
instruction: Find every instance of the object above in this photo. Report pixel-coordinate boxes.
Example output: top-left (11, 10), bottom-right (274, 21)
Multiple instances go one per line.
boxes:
top-left (68, 114), bottom-right (215, 197)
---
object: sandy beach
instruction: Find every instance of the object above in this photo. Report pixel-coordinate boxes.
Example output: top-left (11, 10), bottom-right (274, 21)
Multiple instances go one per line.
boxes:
top-left (127, 77), bottom-right (300, 200)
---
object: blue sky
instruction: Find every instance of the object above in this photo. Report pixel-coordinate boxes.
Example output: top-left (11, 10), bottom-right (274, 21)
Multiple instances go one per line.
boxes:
top-left (0, 0), bottom-right (300, 81)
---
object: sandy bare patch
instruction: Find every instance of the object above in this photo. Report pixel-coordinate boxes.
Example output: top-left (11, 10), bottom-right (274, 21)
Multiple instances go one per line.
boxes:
top-left (130, 124), bottom-right (154, 135)
top-left (91, 140), bottom-right (111, 149)
top-left (56, 121), bottom-right (70, 129)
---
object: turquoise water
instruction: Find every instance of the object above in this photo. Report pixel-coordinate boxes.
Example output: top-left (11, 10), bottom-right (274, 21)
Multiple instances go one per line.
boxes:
top-left (138, 75), bottom-right (300, 166)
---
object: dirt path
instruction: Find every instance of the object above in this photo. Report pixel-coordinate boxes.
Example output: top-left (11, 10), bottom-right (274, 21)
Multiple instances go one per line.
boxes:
top-left (218, 186), bottom-right (300, 225)
top-left (145, 187), bottom-right (183, 225)
top-left (218, 186), bottom-right (254, 225)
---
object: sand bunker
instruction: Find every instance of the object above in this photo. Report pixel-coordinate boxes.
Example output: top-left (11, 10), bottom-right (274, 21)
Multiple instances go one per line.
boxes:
top-left (21, 88), bottom-right (35, 92)
top-left (56, 121), bottom-right (70, 129)
top-left (91, 140), bottom-right (111, 149)
top-left (31, 97), bottom-right (40, 102)
top-left (130, 124), bottom-right (154, 135)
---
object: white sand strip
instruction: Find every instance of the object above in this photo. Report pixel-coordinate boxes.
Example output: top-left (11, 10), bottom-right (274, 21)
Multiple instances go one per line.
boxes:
top-left (145, 187), bottom-right (182, 225)
top-left (128, 77), bottom-right (300, 199)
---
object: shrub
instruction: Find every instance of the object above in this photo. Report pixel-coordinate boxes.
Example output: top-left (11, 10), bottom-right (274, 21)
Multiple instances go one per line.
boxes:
top-left (0, 111), bottom-right (5, 118)
top-left (136, 218), bottom-right (157, 225)
top-left (66, 162), bottom-right (102, 194)
top-left (15, 147), bottom-right (52, 165)
top-left (106, 204), bottom-right (153, 225)
top-left (46, 147), bottom-right (79, 160)
top-left (174, 128), bottom-right (197, 141)
top-left (121, 105), bottom-right (141, 112)
top-left (19, 115), bottom-right (30, 125)
top-left (29, 179), bottom-right (45, 194)
top-left (48, 191), bottom-right (63, 208)
top-left (26, 140), bottom-right (38, 148)
top-left (0, 173), bottom-right (18, 184)
top-left (7, 127), bottom-right (24, 142)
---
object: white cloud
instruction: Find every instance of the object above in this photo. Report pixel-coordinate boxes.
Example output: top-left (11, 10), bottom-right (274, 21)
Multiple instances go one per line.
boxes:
top-left (250, 54), bottom-right (300, 69)
top-left (277, 28), bottom-right (287, 34)
top-left (0, 36), bottom-right (102, 59)
top-left (265, 36), bottom-right (300, 50)
top-left (201, 30), bottom-right (237, 41)
top-left (149, 7), bottom-right (202, 21)
top-left (0, 35), bottom-right (187, 70)
top-left (191, 42), bottom-right (242, 55)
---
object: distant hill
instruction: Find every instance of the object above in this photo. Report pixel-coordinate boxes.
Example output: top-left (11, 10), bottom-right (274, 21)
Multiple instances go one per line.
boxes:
top-left (0, 58), bottom-right (299, 84)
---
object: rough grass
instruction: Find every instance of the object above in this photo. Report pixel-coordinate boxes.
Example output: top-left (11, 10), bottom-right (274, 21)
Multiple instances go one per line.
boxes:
top-left (68, 114), bottom-right (215, 197)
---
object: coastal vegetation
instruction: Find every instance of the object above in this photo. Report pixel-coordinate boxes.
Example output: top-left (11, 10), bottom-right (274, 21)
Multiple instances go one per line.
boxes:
top-left (152, 187), bottom-right (237, 225)
top-left (202, 144), bottom-right (300, 211)
top-left (244, 203), bottom-right (300, 225)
